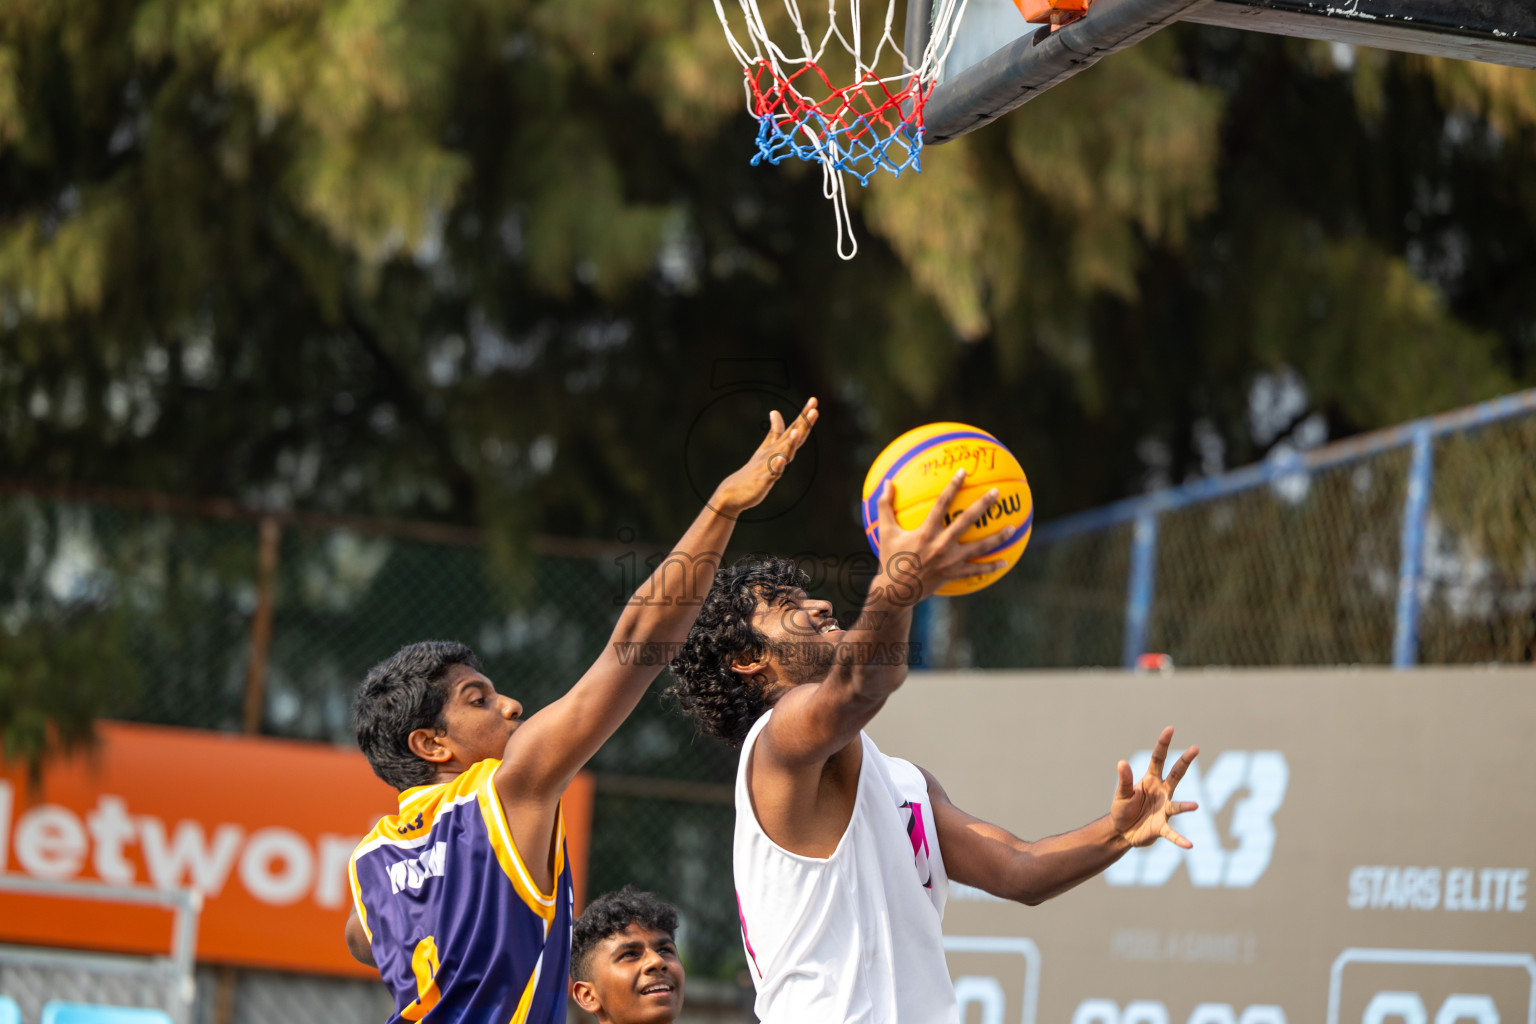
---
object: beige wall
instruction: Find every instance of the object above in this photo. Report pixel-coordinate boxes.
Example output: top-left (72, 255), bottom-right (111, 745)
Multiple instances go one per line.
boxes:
top-left (866, 667), bottom-right (1535, 1024)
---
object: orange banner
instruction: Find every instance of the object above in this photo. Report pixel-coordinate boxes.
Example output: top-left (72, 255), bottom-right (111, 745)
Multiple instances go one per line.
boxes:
top-left (0, 722), bottom-right (594, 977)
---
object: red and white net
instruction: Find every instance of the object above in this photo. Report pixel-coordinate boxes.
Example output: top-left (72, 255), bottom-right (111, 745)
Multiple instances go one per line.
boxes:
top-left (713, 0), bottom-right (972, 257)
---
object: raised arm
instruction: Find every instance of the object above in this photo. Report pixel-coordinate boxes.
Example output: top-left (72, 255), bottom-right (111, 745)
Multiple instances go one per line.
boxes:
top-left (497, 399), bottom-right (817, 800)
top-left (761, 470), bottom-right (1012, 769)
top-left (928, 727), bottom-right (1199, 904)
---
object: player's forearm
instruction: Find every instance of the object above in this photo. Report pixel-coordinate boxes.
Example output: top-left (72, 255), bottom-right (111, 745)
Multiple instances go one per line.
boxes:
top-left (835, 566), bottom-right (921, 701)
top-left (996, 815), bottom-right (1130, 906)
top-left (771, 576), bottom-right (917, 765)
top-left (510, 500), bottom-right (738, 783)
top-left (610, 495), bottom-right (739, 646)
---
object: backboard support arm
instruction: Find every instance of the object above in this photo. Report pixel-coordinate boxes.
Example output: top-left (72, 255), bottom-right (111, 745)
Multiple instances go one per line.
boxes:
top-left (923, 0), bottom-right (1536, 144)
top-left (924, 0), bottom-right (1205, 143)
top-left (905, 0), bottom-right (936, 71)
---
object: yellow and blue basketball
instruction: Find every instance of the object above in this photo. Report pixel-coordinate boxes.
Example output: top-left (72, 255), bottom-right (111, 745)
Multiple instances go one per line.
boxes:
top-left (860, 422), bottom-right (1033, 596)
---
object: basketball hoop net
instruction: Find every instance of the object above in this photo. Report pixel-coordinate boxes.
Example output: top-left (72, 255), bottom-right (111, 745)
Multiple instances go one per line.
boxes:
top-left (713, 0), bottom-right (973, 258)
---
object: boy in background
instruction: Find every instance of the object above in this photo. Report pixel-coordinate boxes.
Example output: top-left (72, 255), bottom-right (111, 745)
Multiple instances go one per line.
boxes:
top-left (571, 887), bottom-right (685, 1024)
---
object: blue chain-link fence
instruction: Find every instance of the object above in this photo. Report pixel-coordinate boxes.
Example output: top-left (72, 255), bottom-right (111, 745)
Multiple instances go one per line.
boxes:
top-left (949, 389), bottom-right (1536, 670)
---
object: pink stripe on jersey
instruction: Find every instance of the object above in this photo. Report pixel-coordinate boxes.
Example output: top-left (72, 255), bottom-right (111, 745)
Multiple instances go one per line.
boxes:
top-left (905, 800), bottom-right (929, 859)
top-left (736, 891), bottom-right (764, 979)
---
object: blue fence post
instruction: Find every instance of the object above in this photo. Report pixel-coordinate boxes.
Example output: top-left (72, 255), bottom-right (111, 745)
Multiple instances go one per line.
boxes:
top-left (911, 597), bottom-right (933, 669)
top-left (1392, 427), bottom-right (1435, 668)
top-left (1122, 510), bottom-right (1160, 669)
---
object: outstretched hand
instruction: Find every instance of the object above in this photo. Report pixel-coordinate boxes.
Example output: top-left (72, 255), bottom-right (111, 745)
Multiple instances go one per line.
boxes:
top-left (872, 468), bottom-right (1013, 606)
top-left (1110, 727), bottom-right (1199, 849)
top-left (711, 397), bottom-right (819, 517)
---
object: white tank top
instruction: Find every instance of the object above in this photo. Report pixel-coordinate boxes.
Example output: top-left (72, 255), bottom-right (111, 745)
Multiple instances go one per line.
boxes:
top-left (733, 710), bottom-right (958, 1024)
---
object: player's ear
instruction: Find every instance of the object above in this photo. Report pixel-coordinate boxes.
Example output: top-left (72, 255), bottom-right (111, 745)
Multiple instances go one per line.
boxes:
top-left (407, 727), bottom-right (453, 764)
top-left (729, 648), bottom-right (770, 677)
top-left (571, 979), bottom-right (602, 1015)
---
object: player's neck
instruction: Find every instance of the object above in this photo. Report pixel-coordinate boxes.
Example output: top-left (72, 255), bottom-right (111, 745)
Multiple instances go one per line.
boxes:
top-left (429, 761), bottom-right (473, 786)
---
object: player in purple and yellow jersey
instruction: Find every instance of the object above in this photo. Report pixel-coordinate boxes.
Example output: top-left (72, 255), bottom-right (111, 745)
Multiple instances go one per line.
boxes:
top-left (344, 398), bottom-right (818, 1024)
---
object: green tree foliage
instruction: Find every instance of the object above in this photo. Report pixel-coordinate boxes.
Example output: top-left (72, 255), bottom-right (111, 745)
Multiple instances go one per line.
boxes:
top-left (4, 1), bottom-right (1535, 521)
top-left (2, 2), bottom-right (1536, 763)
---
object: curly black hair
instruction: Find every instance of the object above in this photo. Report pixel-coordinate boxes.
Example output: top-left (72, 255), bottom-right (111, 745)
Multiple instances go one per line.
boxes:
top-left (666, 556), bottom-right (809, 747)
top-left (571, 886), bottom-right (679, 981)
top-left (354, 641), bottom-right (484, 791)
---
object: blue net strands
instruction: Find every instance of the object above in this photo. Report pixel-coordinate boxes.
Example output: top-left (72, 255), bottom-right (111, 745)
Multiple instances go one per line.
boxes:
top-left (743, 60), bottom-right (929, 185)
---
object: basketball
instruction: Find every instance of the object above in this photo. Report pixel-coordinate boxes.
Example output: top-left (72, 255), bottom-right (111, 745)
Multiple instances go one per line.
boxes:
top-left (860, 422), bottom-right (1034, 596)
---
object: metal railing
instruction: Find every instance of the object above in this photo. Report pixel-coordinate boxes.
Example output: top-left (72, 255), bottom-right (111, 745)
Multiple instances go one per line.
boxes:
top-left (947, 389), bottom-right (1536, 670)
top-left (0, 875), bottom-right (200, 1024)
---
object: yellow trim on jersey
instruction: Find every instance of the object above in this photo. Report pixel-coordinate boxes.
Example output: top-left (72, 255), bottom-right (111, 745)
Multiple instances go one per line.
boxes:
top-left (478, 763), bottom-right (566, 922)
top-left (506, 947), bottom-right (546, 1024)
top-left (348, 855), bottom-right (373, 942)
top-left (351, 766), bottom-right (486, 859)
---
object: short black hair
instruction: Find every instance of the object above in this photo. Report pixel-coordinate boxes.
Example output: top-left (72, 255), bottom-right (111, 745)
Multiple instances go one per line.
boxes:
top-left (571, 887), bottom-right (680, 982)
top-left (354, 641), bottom-right (484, 790)
top-left (666, 556), bottom-right (809, 747)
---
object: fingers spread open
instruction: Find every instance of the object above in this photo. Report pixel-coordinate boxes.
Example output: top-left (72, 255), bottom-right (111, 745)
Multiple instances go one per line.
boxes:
top-left (940, 487), bottom-right (1000, 541)
top-left (1146, 726), bottom-right (1174, 776)
top-left (790, 397), bottom-right (819, 435)
top-left (784, 401), bottom-right (818, 456)
top-left (763, 398), bottom-right (817, 456)
top-left (949, 558), bottom-right (1006, 580)
top-left (782, 427), bottom-right (801, 462)
top-left (875, 480), bottom-right (899, 541)
top-left (956, 524), bottom-right (1015, 559)
top-left (1162, 823), bottom-right (1193, 850)
top-left (922, 470), bottom-right (969, 530)
top-left (1167, 800), bottom-right (1198, 817)
top-left (1115, 760), bottom-right (1135, 800)
top-left (1165, 746), bottom-right (1199, 789)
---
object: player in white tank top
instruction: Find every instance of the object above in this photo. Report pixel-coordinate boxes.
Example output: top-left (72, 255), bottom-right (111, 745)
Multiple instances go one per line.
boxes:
top-left (733, 715), bottom-right (953, 1023)
top-left (669, 468), bottom-right (1202, 1024)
